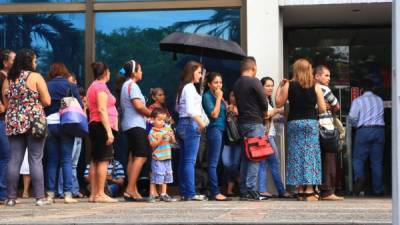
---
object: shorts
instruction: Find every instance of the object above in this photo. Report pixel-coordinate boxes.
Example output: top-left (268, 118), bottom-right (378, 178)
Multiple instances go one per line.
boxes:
top-left (150, 159), bottom-right (173, 184)
top-left (124, 127), bottom-right (150, 158)
top-left (89, 122), bottom-right (116, 161)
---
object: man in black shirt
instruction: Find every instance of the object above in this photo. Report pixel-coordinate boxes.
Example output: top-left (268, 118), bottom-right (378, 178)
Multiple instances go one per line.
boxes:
top-left (233, 56), bottom-right (269, 200)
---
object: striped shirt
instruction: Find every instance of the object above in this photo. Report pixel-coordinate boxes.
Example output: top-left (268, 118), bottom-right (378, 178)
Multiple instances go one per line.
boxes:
top-left (348, 91), bottom-right (385, 128)
top-left (83, 160), bottom-right (125, 179)
top-left (319, 85), bottom-right (338, 130)
top-left (149, 127), bottom-right (172, 160)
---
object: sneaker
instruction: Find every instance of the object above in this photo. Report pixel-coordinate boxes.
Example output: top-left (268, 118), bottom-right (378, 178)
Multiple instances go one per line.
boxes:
top-left (35, 198), bottom-right (52, 206)
top-left (240, 191), bottom-right (267, 201)
top-left (147, 195), bottom-right (157, 203)
top-left (159, 194), bottom-right (177, 202)
top-left (5, 199), bottom-right (16, 207)
top-left (46, 191), bottom-right (55, 203)
top-left (64, 192), bottom-right (78, 204)
top-left (181, 194), bottom-right (208, 201)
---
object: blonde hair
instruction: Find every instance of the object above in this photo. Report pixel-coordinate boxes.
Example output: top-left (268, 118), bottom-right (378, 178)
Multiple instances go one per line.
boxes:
top-left (292, 58), bottom-right (314, 89)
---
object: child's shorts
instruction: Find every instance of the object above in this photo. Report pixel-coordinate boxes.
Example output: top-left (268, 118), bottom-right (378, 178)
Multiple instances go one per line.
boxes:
top-left (151, 159), bottom-right (173, 184)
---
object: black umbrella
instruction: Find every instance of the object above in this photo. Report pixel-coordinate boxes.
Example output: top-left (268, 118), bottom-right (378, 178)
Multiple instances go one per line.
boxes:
top-left (159, 32), bottom-right (246, 61)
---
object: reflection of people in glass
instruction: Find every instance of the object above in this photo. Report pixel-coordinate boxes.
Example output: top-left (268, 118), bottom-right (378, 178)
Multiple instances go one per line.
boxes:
top-left (314, 65), bottom-right (344, 201)
top-left (276, 58), bottom-right (326, 201)
top-left (348, 78), bottom-right (385, 196)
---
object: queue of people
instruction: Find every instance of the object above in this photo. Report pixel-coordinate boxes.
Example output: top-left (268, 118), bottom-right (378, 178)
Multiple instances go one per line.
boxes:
top-left (0, 48), bottom-right (386, 207)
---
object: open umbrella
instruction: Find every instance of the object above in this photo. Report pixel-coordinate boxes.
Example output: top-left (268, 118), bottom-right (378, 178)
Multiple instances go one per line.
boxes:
top-left (159, 32), bottom-right (246, 61)
top-left (159, 32), bottom-right (246, 93)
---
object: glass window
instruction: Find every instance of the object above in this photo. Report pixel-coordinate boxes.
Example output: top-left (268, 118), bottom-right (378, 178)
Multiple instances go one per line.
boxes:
top-left (0, 13), bottom-right (85, 86)
top-left (0, 0), bottom-right (84, 3)
top-left (95, 8), bottom-right (241, 106)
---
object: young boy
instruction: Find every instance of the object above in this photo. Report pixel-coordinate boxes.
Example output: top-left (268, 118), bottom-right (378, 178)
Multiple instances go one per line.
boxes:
top-left (148, 108), bottom-right (177, 202)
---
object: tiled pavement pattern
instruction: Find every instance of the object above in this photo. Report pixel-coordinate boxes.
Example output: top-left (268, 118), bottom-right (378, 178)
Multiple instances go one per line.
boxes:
top-left (0, 197), bottom-right (391, 225)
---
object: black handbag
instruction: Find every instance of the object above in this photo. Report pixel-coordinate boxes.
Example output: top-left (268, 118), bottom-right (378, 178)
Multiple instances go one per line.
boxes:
top-left (319, 126), bottom-right (339, 153)
top-left (226, 112), bottom-right (241, 143)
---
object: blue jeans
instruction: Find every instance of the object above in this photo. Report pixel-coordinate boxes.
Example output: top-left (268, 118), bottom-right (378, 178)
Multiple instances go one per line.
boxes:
top-left (206, 126), bottom-right (224, 197)
top-left (258, 136), bottom-right (285, 195)
top-left (238, 123), bottom-right (265, 194)
top-left (222, 144), bottom-right (241, 182)
top-left (176, 118), bottom-right (201, 198)
top-left (57, 138), bottom-right (82, 196)
top-left (352, 127), bottom-right (385, 194)
top-left (46, 124), bottom-right (75, 193)
top-left (0, 120), bottom-right (10, 200)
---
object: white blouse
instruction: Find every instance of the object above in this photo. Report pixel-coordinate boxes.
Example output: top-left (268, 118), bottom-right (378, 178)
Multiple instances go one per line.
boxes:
top-left (176, 83), bottom-right (202, 118)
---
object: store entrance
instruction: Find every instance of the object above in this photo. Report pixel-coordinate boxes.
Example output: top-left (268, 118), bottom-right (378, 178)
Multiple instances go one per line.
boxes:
top-left (285, 27), bottom-right (392, 195)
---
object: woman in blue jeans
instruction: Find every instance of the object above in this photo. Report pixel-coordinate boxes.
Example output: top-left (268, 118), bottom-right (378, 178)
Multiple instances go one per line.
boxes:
top-left (175, 61), bottom-right (207, 201)
top-left (221, 91), bottom-right (241, 196)
top-left (258, 77), bottom-right (291, 198)
top-left (202, 72), bottom-right (229, 201)
top-left (45, 63), bottom-right (82, 203)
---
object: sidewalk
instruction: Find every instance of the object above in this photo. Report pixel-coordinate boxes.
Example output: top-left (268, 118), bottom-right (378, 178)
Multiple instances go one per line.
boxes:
top-left (0, 197), bottom-right (391, 225)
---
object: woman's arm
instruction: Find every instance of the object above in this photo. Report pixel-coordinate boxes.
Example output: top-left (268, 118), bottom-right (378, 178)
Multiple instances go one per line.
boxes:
top-left (209, 89), bottom-right (223, 119)
top-left (132, 99), bottom-right (151, 117)
top-left (315, 84), bottom-right (327, 113)
top-left (0, 79), bottom-right (8, 112)
top-left (275, 79), bottom-right (289, 108)
top-left (96, 91), bottom-right (114, 145)
top-left (35, 74), bottom-right (51, 107)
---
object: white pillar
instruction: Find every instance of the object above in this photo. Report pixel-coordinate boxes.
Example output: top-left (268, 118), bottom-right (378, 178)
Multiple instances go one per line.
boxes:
top-left (246, 0), bottom-right (283, 83)
top-left (392, 1), bottom-right (400, 224)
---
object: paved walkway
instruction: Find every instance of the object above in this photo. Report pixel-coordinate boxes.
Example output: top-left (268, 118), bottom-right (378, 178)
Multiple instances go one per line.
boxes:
top-left (0, 197), bottom-right (391, 225)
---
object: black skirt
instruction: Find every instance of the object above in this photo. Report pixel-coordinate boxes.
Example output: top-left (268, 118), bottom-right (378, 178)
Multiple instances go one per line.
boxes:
top-left (89, 122), bottom-right (117, 161)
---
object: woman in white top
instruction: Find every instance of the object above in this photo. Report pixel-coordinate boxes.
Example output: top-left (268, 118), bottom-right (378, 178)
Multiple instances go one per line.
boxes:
top-left (175, 61), bottom-right (207, 201)
top-left (258, 77), bottom-right (291, 198)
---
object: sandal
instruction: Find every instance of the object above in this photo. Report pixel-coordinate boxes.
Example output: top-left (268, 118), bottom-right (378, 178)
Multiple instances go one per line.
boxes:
top-left (297, 192), bottom-right (304, 201)
top-left (303, 192), bottom-right (319, 201)
top-left (123, 192), bottom-right (146, 202)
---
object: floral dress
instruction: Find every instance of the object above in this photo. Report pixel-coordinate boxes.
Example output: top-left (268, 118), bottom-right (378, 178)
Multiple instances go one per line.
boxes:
top-left (5, 70), bottom-right (46, 136)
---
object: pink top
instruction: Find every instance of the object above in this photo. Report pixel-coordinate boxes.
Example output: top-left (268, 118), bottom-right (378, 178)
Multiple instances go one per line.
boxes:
top-left (87, 80), bottom-right (118, 131)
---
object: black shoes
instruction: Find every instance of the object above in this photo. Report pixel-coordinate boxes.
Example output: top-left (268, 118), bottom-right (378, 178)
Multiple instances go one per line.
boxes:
top-left (240, 191), bottom-right (268, 201)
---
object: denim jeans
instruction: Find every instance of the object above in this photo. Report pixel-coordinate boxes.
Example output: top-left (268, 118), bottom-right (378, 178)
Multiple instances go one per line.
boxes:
top-left (222, 144), bottom-right (241, 182)
top-left (8, 133), bottom-right (46, 199)
top-left (46, 124), bottom-right (74, 193)
top-left (206, 126), bottom-right (224, 197)
top-left (0, 120), bottom-right (10, 200)
top-left (176, 118), bottom-right (201, 198)
top-left (238, 123), bottom-right (265, 194)
top-left (57, 137), bottom-right (82, 196)
top-left (258, 136), bottom-right (285, 195)
top-left (352, 127), bottom-right (385, 194)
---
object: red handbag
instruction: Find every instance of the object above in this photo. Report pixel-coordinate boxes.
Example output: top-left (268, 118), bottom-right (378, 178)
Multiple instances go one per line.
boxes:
top-left (244, 135), bottom-right (274, 161)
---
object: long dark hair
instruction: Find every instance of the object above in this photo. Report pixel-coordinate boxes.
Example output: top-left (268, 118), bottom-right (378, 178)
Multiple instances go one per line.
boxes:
top-left (261, 76), bottom-right (274, 107)
top-left (8, 49), bottom-right (36, 82)
top-left (176, 60), bottom-right (202, 103)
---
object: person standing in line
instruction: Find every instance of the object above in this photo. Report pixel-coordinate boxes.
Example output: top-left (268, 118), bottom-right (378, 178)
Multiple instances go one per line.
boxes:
top-left (233, 57), bottom-right (268, 201)
top-left (275, 58), bottom-right (326, 201)
top-left (314, 65), bottom-right (344, 200)
top-left (2, 49), bottom-right (51, 206)
top-left (348, 78), bottom-right (385, 196)
top-left (258, 76), bottom-right (292, 198)
top-left (202, 72), bottom-right (229, 201)
top-left (148, 108), bottom-right (177, 203)
top-left (119, 60), bottom-right (151, 202)
top-left (221, 91), bottom-right (241, 197)
top-left (86, 61), bottom-right (118, 203)
top-left (175, 61), bottom-right (207, 201)
top-left (0, 49), bottom-right (15, 202)
top-left (45, 63), bottom-right (82, 204)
